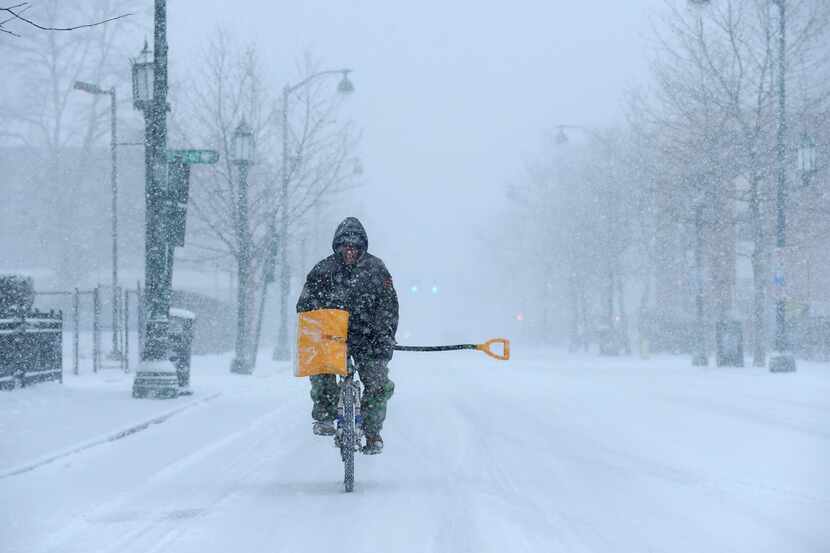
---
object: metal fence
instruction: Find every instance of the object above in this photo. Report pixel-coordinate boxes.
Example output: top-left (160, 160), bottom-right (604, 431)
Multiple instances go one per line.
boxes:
top-left (33, 283), bottom-right (144, 375)
top-left (19, 283), bottom-right (231, 383)
top-left (0, 310), bottom-right (62, 390)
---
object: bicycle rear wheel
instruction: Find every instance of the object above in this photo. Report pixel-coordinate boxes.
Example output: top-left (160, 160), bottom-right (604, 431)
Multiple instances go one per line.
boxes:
top-left (341, 380), bottom-right (355, 492)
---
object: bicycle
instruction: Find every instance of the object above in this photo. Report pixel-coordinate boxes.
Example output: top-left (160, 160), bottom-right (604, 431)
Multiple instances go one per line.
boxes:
top-left (335, 355), bottom-right (362, 493)
top-left (331, 340), bottom-right (510, 493)
top-left (295, 305), bottom-right (510, 494)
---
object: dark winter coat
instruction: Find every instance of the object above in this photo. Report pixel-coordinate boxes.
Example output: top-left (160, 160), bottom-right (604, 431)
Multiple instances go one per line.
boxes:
top-left (296, 217), bottom-right (399, 361)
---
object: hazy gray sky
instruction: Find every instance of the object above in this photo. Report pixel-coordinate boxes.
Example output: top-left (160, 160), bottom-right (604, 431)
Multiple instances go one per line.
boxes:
top-left (169, 1), bottom-right (661, 339)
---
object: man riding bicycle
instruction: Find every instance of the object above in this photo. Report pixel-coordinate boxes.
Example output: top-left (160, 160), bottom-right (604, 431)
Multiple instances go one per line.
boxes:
top-left (296, 217), bottom-right (399, 455)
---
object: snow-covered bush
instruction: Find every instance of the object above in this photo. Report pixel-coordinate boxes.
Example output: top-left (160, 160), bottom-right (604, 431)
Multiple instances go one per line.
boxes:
top-left (0, 274), bottom-right (35, 316)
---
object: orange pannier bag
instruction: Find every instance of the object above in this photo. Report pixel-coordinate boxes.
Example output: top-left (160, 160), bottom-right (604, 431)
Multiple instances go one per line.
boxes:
top-left (295, 308), bottom-right (350, 377)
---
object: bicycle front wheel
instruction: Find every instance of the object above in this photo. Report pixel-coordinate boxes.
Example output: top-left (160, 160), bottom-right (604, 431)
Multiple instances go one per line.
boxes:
top-left (342, 381), bottom-right (355, 492)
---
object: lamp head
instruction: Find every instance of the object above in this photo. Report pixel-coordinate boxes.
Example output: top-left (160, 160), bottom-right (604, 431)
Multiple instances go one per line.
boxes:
top-left (337, 71), bottom-right (355, 95)
top-left (74, 81), bottom-right (105, 95)
top-left (798, 134), bottom-right (817, 174)
top-left (232, 118), bottom-right (255, 165)
top-left (131, 40), bottom-right (154, 109)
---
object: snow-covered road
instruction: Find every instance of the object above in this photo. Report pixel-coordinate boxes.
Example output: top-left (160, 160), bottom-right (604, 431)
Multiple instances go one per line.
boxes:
top-left (2, 350), bottom-right (828, 553)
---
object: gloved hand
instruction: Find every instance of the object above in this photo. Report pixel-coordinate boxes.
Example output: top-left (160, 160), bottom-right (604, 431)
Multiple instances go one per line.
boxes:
top-left (372, 334), bottom-right (396, 361)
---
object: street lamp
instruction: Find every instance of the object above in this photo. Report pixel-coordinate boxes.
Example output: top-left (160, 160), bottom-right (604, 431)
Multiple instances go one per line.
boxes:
top-left (131, 41), bottom-right (153, 110)
top-left (337, 71), bottom-right (355, 94)
top-left (74, 80), bottom-right (122, 361)
top-left (798, 134), bottom-right (817, 176)
top-left (130, 1), bottom-right (177, 399)
top-left (272, 69), bottom-right (355, 361)
top-left (230, 119), bottom-right (254, 374)
top-left (233, 119), bottom-right (254, 164)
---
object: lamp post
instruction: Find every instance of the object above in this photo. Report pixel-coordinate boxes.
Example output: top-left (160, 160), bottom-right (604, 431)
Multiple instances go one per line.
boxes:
top-left (73, 80), bottom-right (121, 361)
top-left (692, 191), bottom-right (709, 366)
top-left (230, 119), bottom-right (254, 374)
top-left (769, 0), bottom-right (795, 372)
top-left (271, 69), bottom-right (354, 361)
top-left (798, 133), bottom-right (818, 310)
top-left (130, 0), bottom-right (176, 396)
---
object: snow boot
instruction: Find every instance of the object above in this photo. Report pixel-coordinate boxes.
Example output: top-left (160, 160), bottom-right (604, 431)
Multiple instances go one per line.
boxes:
top-left (362, 433), bottom-right (383, 455)
top-left (313, 420), bottom-right (336, 436)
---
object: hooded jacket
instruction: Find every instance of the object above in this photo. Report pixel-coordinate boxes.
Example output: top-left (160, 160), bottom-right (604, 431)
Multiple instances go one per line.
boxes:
top-left (296, 217), bottom-right (399, 361)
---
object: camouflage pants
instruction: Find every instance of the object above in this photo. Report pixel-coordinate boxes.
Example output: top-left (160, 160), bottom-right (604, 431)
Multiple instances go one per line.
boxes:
top-left (310, 358), bottom-right (394, 435)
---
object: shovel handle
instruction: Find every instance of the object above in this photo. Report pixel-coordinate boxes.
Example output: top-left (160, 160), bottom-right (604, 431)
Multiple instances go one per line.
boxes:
top-left (393, 344), bottom-right (476, 352)
top-left (476, 338), bottom-right (510, 361)
top-left (393, 339), bottom-right (510, 361)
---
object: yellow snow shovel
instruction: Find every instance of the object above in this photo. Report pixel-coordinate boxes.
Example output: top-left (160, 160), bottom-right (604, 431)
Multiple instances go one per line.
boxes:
top-left (295, 309), bottom-right (350, 377)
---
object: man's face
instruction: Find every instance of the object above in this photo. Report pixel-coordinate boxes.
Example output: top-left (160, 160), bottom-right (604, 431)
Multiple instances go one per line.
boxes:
top-left (341, 245), bottom-right (360, 266)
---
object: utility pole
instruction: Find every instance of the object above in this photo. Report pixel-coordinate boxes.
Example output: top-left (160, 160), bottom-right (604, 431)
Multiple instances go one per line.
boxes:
top-left (109, 86), bottom-right (121, 361)
top-left (231, 120), bottom-right (254, 374)
top-left (693, 195), bottom-right (708, 366)
top-left (131, 0), bottom-right (179, 398)
top-left (250, 221), bottom-right (276, 371)
top-left (232, 160), bottom-right (251, 373)
top-left (144, 0), bottom-right (170, 363)
top-left (770, 0), bottom-right (795, 373)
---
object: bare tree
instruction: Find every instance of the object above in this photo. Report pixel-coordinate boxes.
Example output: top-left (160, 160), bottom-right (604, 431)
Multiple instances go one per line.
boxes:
top-left (495, 126), bottom-right (644, 354)
top-left (0, 0), bottom-right (141, 285)
top-left (1, 2), bottom-right (132, 37)
top-left (176, 32), bottom-right (359, 367)
top-left (644, 0), bottom-right (830, 365)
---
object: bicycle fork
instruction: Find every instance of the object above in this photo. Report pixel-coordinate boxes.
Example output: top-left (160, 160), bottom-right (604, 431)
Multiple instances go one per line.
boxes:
top-left (335, 375), bottom-right (364, 451)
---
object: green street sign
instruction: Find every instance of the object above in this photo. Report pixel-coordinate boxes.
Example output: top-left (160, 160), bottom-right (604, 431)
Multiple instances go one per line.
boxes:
top-left (167, 149), bottom-right (219, 164)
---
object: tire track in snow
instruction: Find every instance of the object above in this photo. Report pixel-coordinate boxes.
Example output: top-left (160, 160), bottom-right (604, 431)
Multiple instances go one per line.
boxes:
top-left (36, 396), bottom-right (304, 553)
top-left (659, 393), bottom-right (830, 441)
top-left (502, 387), bottom-right (829, 552)
top-left (452, 395), bottom-right (600, 553)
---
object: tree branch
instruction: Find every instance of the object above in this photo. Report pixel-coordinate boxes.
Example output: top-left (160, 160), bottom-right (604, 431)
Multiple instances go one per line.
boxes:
top-left (1, 2), bottom-right (132, 35)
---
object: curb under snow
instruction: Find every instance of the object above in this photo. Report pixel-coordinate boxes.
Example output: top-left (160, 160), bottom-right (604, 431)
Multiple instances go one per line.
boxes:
top-left (0, 392), bottom-right (222, 480)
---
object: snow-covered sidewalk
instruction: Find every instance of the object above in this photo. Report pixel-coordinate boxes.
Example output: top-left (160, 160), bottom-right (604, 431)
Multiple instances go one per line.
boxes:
top-left (0, 351), bottom-right (275, 474)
